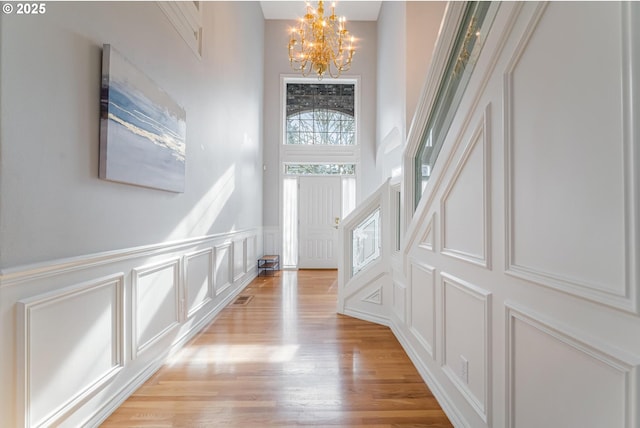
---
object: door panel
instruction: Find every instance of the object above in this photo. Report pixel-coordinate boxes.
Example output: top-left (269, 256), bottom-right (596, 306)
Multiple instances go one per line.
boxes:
top-left (298, 176), bottom-right (341, 268)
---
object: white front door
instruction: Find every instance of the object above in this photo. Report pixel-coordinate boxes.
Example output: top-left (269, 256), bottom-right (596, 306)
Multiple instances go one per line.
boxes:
top-left (298, 176), bottom-right (341, 269)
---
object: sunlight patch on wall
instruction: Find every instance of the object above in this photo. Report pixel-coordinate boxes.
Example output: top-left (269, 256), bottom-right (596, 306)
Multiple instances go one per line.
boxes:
top-left (168, 164), bottom-right (236, 239)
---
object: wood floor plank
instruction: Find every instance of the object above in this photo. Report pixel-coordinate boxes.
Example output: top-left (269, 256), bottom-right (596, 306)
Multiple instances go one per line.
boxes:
top-left (101, 270), bottom-right (452, 427)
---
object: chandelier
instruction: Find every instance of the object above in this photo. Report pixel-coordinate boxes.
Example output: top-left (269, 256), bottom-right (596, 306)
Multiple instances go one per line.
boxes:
top-left (288, 1), bottom-right (356, 79)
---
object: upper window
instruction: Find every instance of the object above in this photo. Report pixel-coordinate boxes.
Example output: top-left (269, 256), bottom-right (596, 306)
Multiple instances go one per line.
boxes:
top-left (414, 2), bottom-right (498, 208)
top-left (285, 83), bottom-right (355, 145)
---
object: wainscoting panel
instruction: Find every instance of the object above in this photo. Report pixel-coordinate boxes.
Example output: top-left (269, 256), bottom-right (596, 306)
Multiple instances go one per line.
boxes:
top-left (17, 274), bottom-right (124, 428)
top-left (132, 258), bottom-right (181, 359)
top-left (183, 248), bottom-right (214, 319)
top-left (215, 243), bottom-right (232, 296)
top-left (389, 2), bottom-right (640, 428)
top-left (506, 304), bottom-right (637, 428)
top-left (392, 280), bottom-right (406, 323)
top-left (409, 261), bottom-right (436, 359)
top-left (441, 273), bottom-right (491, 423)
top-left (341, 272), bottom-right (391, 326)
top-left (418, 212), bottom-right (436, 252)
top-left (2, 228), bottom-right (260, 427)
top-left (246, 235), bottom-right (257, 273)
top-left (440, 110), bottom-right (491, 269)
top-left (233, 239), bottom-right (246, 282)
top-left (504, 1), bottom-right (637, 312)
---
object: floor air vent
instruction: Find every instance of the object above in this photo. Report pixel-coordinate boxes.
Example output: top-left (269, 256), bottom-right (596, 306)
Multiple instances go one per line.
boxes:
top-left (233, 295), bottom-right (253, 306)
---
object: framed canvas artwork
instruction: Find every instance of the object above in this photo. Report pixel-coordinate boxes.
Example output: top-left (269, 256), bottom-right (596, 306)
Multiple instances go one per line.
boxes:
top-left (99, 44), bottom-right (186, 192)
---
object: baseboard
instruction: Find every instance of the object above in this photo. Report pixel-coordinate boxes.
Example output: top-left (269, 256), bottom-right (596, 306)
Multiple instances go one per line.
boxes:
top-left (390, 317), bottom-right (469, 428)
top-left (86, 271), bottom-right (256, 427)
top-left (341, 307), bottom-right (391, 327)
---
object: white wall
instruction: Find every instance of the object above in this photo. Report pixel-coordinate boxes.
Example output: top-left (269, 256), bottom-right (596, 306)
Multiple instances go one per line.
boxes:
top-left (376, 1), bottom-right (445, 182)
top-left (406, 1), bottom-right (447, 133)
top-left (376, 1), bottom-right (406, 181)
top-left (0, 1), bottom-right (264, 268)
top-left (262, 19), bottom-right (378, 229)
top-left (342, 2), bottom-right (640, 427)
top-left (0, 2), bottom-right (264, 426)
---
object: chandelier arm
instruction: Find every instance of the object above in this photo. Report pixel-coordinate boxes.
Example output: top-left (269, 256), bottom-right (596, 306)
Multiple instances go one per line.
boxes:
top-left (287, 0), bottom-right (356, 79)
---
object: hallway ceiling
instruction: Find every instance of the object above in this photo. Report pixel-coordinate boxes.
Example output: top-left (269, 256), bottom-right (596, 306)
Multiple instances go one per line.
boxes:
top-left (260, 1), bottom-right (382, 21)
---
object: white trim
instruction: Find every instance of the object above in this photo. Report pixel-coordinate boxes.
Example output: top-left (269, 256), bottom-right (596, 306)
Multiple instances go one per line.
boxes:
top-left (402, 2), bottom-right (523, 276)
top-left (408, 259), bottom-right (436, 360)
top-left (503, 2), bottom-right (638, 313)
top-left (87, 270), bottom-right (256, 427)
top-left (232, 238), bottom-right (247, 282)
top-left (418, 212), bottom-right (436, 252)
top-left (183, 247), bottom-right (215, 319)
top-left (279, 75), bottom-right (362, 269)
top-left (131, 258), bottom-right (182, 359)
top-left (362, 287), bottom-right (383, 305)
top-left (0, 228), bottom-right (260, 288)
top-left (390, 319), bottom-right (471, 428)
top-left (342, 307), bottom-right (390, 327)
top-left (214, 242), bottom-right (233, 296)
top-left (17, 274), bottom-right (125, 428)
top-left (504, 302), bottom-right (639, 428)
top-left (440, 105), bottom-right (492, 269)
top-left (157, 1), bottom-right (203, 58)
top-left (440, 272), bottom-right (492, 424)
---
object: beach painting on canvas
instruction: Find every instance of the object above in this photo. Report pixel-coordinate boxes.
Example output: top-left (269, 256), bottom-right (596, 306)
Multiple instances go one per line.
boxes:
top-left (99, 44), bottom-right (186, 193)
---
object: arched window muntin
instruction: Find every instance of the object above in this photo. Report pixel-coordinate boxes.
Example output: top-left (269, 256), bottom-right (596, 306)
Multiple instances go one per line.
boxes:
top-left (285, 82), bottom-right (356, 146)
top-left (286, 109), bottom-right (355, 145)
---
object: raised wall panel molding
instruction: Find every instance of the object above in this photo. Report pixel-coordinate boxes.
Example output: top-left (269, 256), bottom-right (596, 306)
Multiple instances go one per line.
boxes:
top-left (362, 287), bottom-right (382, 305)
top-left (17, 274), bottom-right (125, 428)
top-left (390, 321), bottom-right (470, 428)
top-left (5, 229), bottom-right (261, 427)
top-left (246, 235), bottom-right (257, 271)
top-left (342, 271), bottom-right (386, 302)
top-left (0, 228), bottom-right (261, 288)
top-left (392, 280), bottom-right (407, 323)
top-left (440, 273), bottom-right (492, 424)
top-left (440, 106), bottom-right (492, 269)
top-left (132, 258), bottom-right (181, 359)
top-left (233, 239), bottom-right (247, 282)
top-left (157, 1), bottom-right (203, 58)
top-left (503, 2), bottom-right (639, 314)
top-left (408, 260), bottom-right (436, 360)
top-left (341, 269), bottom-right (390, 327)
top-left (505, 303), bottom-right (639, 428)
top-left (418, 212), bottom-right (436, 252)
top-left (214, 242), bottom-right (233, 296)
top-left (183, 248), bottom-right (214, 319)
top-left (402, 2), bottom-right (523, 260)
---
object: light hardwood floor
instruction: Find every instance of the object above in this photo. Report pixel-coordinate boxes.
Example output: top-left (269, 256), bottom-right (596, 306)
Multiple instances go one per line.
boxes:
top-left (102, 269), bottom-right (453, 427)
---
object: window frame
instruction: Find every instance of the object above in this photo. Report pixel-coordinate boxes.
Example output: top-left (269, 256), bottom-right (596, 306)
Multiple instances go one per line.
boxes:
top-left (279, 76), bottom-right (362, 269)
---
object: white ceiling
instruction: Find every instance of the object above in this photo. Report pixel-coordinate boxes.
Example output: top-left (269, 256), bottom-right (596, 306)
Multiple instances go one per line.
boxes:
top-left (260, 1), bottom-right (383, 22)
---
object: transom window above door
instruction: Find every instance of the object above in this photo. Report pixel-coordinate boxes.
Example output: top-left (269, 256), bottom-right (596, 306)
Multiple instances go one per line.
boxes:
top-left (285, 83), bottom-right (355, 146)
top-left (284, 163), bottom-right (355, 176)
